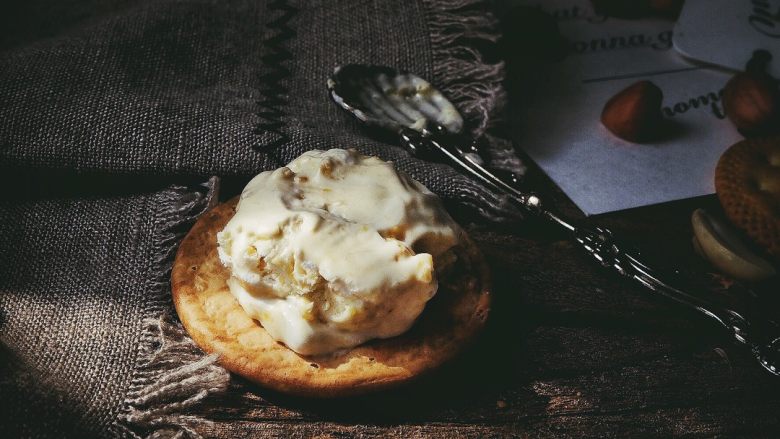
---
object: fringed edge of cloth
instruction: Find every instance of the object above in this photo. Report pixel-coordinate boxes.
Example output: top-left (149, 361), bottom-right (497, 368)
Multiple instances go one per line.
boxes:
top-left (421, 0), bottom-right (527, 190)
top-left (111, 177), bottom-right (230, 439)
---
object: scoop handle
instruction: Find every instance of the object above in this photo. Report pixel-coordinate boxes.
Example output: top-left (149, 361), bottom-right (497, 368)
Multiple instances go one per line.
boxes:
top-left (400, 127), bottom-right (546, 216)
top-left (399, 125), bottom-right (780, 377)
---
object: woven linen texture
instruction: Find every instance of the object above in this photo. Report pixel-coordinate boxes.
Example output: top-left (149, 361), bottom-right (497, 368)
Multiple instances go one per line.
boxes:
top-left (0, 0), bottom-right (516, 436)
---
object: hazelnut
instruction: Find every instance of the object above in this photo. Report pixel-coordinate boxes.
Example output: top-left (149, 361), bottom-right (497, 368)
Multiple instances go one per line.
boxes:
top-left (722, 72), bottom-right (779, 135)
top-left (601, 80), bottom-right (664, 143)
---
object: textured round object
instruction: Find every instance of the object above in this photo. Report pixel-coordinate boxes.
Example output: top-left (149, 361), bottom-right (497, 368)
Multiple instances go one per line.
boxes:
top-left (722, 72), bottom-right (779, 134)
top-left (715, 137), bottom-right (780, 258)
top-left (172, 198), bottom-right (491, 398)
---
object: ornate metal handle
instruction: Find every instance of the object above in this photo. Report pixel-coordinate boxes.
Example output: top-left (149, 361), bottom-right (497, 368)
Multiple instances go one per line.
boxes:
top-left (400, 124), bottom-right (780, 377)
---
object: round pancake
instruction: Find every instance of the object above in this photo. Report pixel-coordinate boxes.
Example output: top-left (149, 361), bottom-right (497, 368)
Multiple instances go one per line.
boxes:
top-left (171, 197), bottom-right (491, 397)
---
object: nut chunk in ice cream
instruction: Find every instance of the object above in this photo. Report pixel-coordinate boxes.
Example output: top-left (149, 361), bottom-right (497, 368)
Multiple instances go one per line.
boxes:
top-left (216, 149), bottom-right (461, 355)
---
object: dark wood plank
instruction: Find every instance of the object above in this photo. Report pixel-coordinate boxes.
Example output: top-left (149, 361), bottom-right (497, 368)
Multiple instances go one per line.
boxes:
top-left (195, 321), bottom-right (780, 437)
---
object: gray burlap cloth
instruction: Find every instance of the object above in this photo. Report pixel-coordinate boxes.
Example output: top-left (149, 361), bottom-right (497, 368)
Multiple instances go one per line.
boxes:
top-left (0, 0), bottom-right (523, 437)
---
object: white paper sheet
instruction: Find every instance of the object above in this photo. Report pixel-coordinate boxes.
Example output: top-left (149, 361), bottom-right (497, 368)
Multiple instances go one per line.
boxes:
top-left (675, 0), bottom-right (780, 77)
top-left (506, 0), bottom-right (743, 215)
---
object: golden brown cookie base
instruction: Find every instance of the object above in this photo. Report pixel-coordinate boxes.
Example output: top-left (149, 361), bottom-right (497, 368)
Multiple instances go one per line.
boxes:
top-left (172, 198), bottom-right (491, 398)
top-left (715, 137), bottom-right (780, 258)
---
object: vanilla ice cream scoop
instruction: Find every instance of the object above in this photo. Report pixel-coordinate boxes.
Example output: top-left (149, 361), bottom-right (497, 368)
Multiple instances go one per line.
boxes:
top-left (216, 149), bottom-right (461, 355)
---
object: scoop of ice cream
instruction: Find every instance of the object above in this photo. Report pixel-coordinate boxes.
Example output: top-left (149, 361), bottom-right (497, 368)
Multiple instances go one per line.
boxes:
top-left (216, 149), bottom-right (461, 355)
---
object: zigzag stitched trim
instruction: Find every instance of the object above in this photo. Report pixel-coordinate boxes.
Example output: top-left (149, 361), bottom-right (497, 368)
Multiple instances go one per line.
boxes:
top-left (253, 0), bottom-right (298, 153)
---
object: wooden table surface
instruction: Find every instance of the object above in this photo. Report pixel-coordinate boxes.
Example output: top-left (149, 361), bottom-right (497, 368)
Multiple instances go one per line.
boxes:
top-left (203, 162), bottom-right (780, 438)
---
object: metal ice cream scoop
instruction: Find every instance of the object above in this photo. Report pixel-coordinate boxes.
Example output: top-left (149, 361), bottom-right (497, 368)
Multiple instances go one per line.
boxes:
top-left (327, 64), bottom-right (780, 377)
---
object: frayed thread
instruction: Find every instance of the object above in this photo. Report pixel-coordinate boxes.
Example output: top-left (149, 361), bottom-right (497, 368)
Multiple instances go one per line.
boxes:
top-left (118, 316), bottom-right (230, 439)
top-left (422, 0), bottom-right (526, 220)
top-left (112, 178), bottom-right (226, 439)
top-left (424, 0), bottom-right (506, 139)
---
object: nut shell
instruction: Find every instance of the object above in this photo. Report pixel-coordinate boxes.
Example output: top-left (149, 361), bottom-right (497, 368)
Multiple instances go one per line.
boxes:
top-left (601, 80), bottom-right (664, 143)
top-left (723, 72), bottom-right (779, 134)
